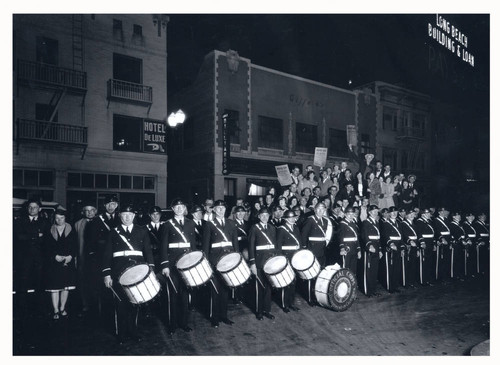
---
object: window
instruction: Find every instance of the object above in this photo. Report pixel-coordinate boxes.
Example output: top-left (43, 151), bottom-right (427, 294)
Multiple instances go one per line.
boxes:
top-left (402, 111), bottom-right (410, 128)
top-left (360, 133), bottom-right (373, 154)
top-left (382, 107), bottom-right (398, 131)
top-left (258, 116), bottom-right (283, 150)
top-left (121, 175), bottom-right (132, 189)
top-left (113, 53), bottom-right (142, 84)
top-left (95, 174), bottom-right (107, 188)
top-left (296, 123), bottom-right (317, 154)
top-left (382, 148), bottom-right (398, 169)
top-left (13, 169), bottom-right (23, 186)
top-left (328, 128), bottom-right (348, 157)
top-left (35, 103), bottom-right (58, 122)
top-left (39, 171), bottom-right (53, 186)
top-left (224, 110), bottom-right (240, 144)
top-left (133, 24), bottom-right (142, 36)
top-left (67, 172), bottom-right (155, 190)
top-left (144, 177), bottom-right (155, 190)
top-left (413, 114), bottom-right (426, 136)
top-left (36, 36), bottom-right (58, 65)
top-left (13, 169), bottom-right (54, 187)
top-left (113, 19), bottom-right (123, 31)
top-left (400, 150), bottom-right (409, 171)
top-left (133, 176), bottom-right (144, 190)
top-left (81, 173), bottom-right (94, 188)
top-left (68, 173), bottom-right (80, 187)
top-left (113, 114), bottom-right (142, 152)
top-left (108, 175), bottom-right (120, 188)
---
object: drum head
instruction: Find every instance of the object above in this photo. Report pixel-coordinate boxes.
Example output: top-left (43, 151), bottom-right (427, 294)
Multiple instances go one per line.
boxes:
top-left (326, 268), bottom-right (357, 312)
top-left (216, 252), bottom-right (241, 272)
top-left (263, 256), bottom-right (287, 274)
top-left (119, 263), bottom-right (150, 285)
top-left (177, 251), bottom-right (202, 270)
top-left (291, 249), bottom-right (314, 270)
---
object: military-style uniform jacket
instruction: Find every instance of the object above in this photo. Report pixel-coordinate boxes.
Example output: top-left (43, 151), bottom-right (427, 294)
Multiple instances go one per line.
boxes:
top-left (381, 218), bottom-right (403, 252)
top-left (192, 219), bottom-right (206, 249)
top-left (360, 217), bottom-right (381, 254)
top-left (145, 221), bottom-right (165, 269)
top-left (248, 222), bottom-right (278, 270)
top-left (102, 224), bottom-right (154, 279)
top-left (160, 218), bottom-right (197, 270)
top-left (337, 218), bottom-right (361, 255)
top-left (415, 217), bottom-right (435, 250)
top-left (233, 218), bottom-right (250, 252)
top-left (434, 216), bottom-right (452, 243)
top-left (14, 215), bottom-right (49, 254)
top-left (276, 223), bottom-right (302, 261)
top-left (472, 220), bottom-right (489, 245)
top-left (400, 219), bottom-right (418, 245)
top-left (301, 215), bottom-right (331, 259)
top-left (86, 212), bottom-right (121, 256)
top-left (463, 221), bottom-right (478, 244)
top-left (202, 218), bottom-right (239, 266)
top-left (449, 220), bottom-right (467, 248)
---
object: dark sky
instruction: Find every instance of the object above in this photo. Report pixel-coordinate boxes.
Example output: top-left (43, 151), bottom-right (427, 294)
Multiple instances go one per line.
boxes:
top-left (167, 13), bottom-right (489, 110)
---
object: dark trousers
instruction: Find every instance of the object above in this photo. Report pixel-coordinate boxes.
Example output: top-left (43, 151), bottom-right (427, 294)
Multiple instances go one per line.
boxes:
top-left (165, 270), bottom-right (189, 329)
top-left (383, 250), bottom-right (401, 292)
top-left (405, 248), bottom-right (418, 286)
top-left (210, 275), bottom-right (229, 321)
top-left (281, 282), bottom-right (296, 308)
top-left (255, 272), bottom-right (272, 314)
top-left (113, 286), bottom-right (139, 338)
top-left (476, 245), bottom-right (488, 274)
top-left (419, 248), bottom-right (433, 284)
top-left (435, 244), bottom-right (452, 281)
top-left (362, 251), bottom-right (379, 296)
top-left (342, 253), bottom-right (358, 276)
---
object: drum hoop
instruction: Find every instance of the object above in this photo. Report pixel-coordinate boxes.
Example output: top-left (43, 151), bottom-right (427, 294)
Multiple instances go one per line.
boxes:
top-left (216, 252), bottom-right (243, 274)
top-left (292, 249), bottom-right (316, 272)
top-left (264, 255), bottom-right (288, 275)
top-left (176, 251), bottom-right (203, 271)
top-left (118, 261), bottom-right (149, 284)
top-left (120, 267), bottom-right (152, 288)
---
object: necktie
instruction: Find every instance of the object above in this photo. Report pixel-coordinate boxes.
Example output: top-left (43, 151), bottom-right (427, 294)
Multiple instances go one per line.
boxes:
top-left (179, 220), bottom-right (184, 227)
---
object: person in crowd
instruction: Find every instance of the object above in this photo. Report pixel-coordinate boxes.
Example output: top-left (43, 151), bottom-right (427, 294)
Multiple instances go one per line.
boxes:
top-left (270, 206), bottom-right (285, 227)
top-left (290, 166), bottom-right (301, 187)
top-left (337, 182), bottom-right (356, 206)
top-left (145, 206), bottom-right (164, 272)
top-left (202, 198), bottom-right (215, 222)
top-left (263, 193), bottom-right (275, 210)
top-left (327, 185), bottom-right (340, 207)
top-left (397, 208), bottom-right (406, 224)
top-left (354, 171), bottom-right (368, 202)
top-left (382, 164), bottom-right (393, 181)
top-left (331, 175), bottom-right (340, 191)
top-left (289, 183), bottom-right (301, 200)
top-left (299, 171), bottom-right (318, 193)
top-left (190, 205), bottom-right (206, 250)
top-left (298, 196), bottom-right (309, 214)
top-left (282, 188), bottom-right (291, 201)
top-left (229, 198), bottom-right (245, 220)
top-left (379, 176), bottom-right (396, 209)
top-left (319, 169), bottom-right (334, 197)
top-left (331, 164), bottom-right (341, 180)
top-left (366, 172), bottom-right (381, 206)
top-left (249, 201), bottom-right (262, 225)
top-left (348, 144), bottom-right (375, 177)
top-left (301, 187), bottom-right (312, 203)
top-left (340, 169), bottom-right (354, 189)
top-left (339, 161), bottom-right (348, 181)
top-left (400, 180), bottom-right (415, 212)
top-left (268, 187), bottom-right (277, 197)
top-left (44, 209), bottom-right (77, 319)
top-left (393, 175), bottom-right (403, 208)
top-left (307, 196), bottom-right (320, 214)
top-left (373, 160), bottom-right (383, 179)
top-left (463, 212), bottom-right (478, 277)
top-left (359, 197), bottom-right (370, 222)
top-left (288, 196), bottom-right (299, 210)
top-left (277, 196), bottom-right (289, 212)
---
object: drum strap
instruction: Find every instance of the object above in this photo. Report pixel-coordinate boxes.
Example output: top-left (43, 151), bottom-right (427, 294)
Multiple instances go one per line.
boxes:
top-left (100, 215), bottom-right (111, 231)
top-left (114, 228), bottom-right (135, 251)
top-left (168, 220), bottom-right (189, 243)
top-left (279, 225), bottom-right (300, 247)
top-left (211, 221), bottom-right (230, 242)
top-left (402, 221), bottom-right (417, 238)
top-left (256, 224), bottom-right (274, 246)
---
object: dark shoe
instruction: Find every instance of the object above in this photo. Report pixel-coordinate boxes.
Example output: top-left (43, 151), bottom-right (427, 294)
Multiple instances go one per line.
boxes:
top-left (181, 326), bottom-right (193, 332)
top-left (256, 313), bottom-right (263, 320)
top-left (263, 312), bottom-right (275, 320)
top-left (211, 320), bottom-right (219, 328)
top-left (52, 312), bottom-right (60, 320)
top-left (289, 305), bottom-right (300, 312)
top-left (282, 307), bottom-right (290, 313)
top-left (308, 301), bottom-right (316, 307)
top-left (221, 318), bottom-right (234, 325)
top-left (60, 310), bottom-right (68, 317)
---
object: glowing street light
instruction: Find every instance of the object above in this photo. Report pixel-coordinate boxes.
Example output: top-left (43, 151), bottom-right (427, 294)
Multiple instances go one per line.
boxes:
top-left (167, 109), bottom-right (186, 127)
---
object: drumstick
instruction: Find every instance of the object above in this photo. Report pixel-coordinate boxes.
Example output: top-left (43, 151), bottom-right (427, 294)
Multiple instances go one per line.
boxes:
top-left (167, 275), bottom-right (178, 294)
top-left (210, 278), bottom-right (219, 294)
top-left (109, 286), bottom-right (122, 302)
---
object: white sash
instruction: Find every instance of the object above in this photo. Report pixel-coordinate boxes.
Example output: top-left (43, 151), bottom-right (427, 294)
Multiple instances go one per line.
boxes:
top-left (211, 220), bottom-right (230, 242)
top-left (256, 224), bottom-right (274, 246)
top-left (99, 215), bottom-right (111, 231)
top-left (279, 224), bottom-right (301, 246)
top-left (114, 227), bottom-right (135, 251)
top-left (168, 219), bottom-right (189, 243)
top-left (312, 216), bottom-right (328, 240)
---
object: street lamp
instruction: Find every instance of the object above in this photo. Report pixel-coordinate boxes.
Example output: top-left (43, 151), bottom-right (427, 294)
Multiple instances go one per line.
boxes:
top-left (167, 109), bottom-right (186, 128)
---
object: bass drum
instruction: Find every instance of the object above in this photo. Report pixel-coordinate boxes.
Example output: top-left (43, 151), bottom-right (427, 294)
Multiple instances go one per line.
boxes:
top-left (314, 264), bottom-right (357, 312)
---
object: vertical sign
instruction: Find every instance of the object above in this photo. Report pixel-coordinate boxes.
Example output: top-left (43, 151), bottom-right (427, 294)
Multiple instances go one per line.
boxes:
top-left (143, 119), bottom-right (166, 153)
top-left (275, 164), bottom-right (293, 186)
top-left (346, 125), bottom-right (358, 146)
top-left (313, 147), bottom-right (328, 168)
top-left (222, 113), bottom-right (230, 175)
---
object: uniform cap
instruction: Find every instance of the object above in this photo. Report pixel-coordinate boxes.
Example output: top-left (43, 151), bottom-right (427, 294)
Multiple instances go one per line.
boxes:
top-left (273, 205), bottom-right (284, 212)
top-left (149, 205), bottom-right (162, 214)
top-left (283, 210), bottom-right (297, 219)
top-left (398, 207), bottom-right (406, 213)
top-left (387, 206), bottom-right (398, 213)
top-left (368, 205), bottom-right (379, 212)
top-left (420, 208), bottom-right (431, 214)
top-left (170, 198), bottom-right (186, 207)
top-left (191, 205), bottom-right (203, 214)
top-left (437, 207), bottom-right (449, 213)
top-left (345, 206), bottom-right (355, 213)
top-left (104, 196), bottom-right (119, 204)
top-left (119, 204), bottom-right (136, 213)
top-left (451, 210), bottom-right (462, 217)
top-left (380, 208), bottom-right (388, 214)
top-left (258, 207), bottom-right (271, 215)
top-left (234, 206), bottom-right (246, 213)
top-left (213, 200), bottom-right (226, 207)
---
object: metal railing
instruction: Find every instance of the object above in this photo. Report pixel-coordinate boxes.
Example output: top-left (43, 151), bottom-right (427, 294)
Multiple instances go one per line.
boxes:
top-left (397, 126), bottom-right (425, 139)
top-left (17, 59), bottom-right (87, 89)
top-left (16, 119), bottom-right (87, 145)
top-left (107, 79), bottom-right (153, 104)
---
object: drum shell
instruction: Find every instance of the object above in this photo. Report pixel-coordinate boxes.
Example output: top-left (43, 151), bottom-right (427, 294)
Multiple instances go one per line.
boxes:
top-left (314, 267), bottom-right (357, 312)
top-left (176, 251), bottom-right (213, 287)
top-left (216, 252), bottom-right (251, 288)
top-left (120, 269), bottom-right (161, 305)
top-left (263, 255), bottom-right (296, 288)
top-left (291, 249), bottom-right (321, 280)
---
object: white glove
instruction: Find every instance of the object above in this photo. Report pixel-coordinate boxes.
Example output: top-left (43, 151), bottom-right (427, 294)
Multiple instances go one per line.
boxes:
top-left (104, 275), bottom-right (113, 288)
top-left (162, 268), bottom-right (170, 277)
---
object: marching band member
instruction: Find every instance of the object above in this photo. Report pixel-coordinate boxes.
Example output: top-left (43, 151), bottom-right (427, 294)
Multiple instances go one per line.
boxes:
top-left (463, 212), bottom-right (478, 277)
top-left (160, 199), bottom-right (196, 334)
top-left (102, 204), bottom-right (154, 344)
top-left (433, 207), bottom-right (452, 282)
top-left (381, 206), bottom-right (403, 293)
top-left (400, 209), bottom-right (419, 288)
top-left (202, 200), bottom-right (239, 328)
top-left (337, 206), bottom-right (361, 275)
top-left (360, 205), bottom-right (382, 297)
top-left (146, 206), bottom-right (164, 272)
top-left (231, 206), bottom-right (250, 304)
top-left (248, 207), bottom-right (278, 320)
top-left (415, 208), bottom-right (435, 286)
top-left (472, 212), bottom-right (489, 275)
top-left (301, 202), bottom-right (331, 306)
top-left (190, 205), bottom-right (206, 250)
top-left (276, 210), bottom-right (302, 312)
top-left (449, 211), bottom-right (467, 279)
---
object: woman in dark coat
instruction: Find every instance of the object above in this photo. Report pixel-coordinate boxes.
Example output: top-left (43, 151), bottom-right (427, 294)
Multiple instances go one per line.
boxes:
top-left (44, 209), bottom-right (77, 319)
top-left (400, 180), bottom-right (415, 211)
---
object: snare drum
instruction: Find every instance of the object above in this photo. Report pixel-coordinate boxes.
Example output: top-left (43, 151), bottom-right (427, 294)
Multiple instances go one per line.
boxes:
top-left (314, 264), bottom-right (357, 312)
top-left (118, 261), bottom-right (161, 305)
top-left (291, 249), bottom-right (321, 280)
top-left (176, 251), bottom-right (213, 287)
top-left (263, 255), bottom-right (295, 288)
top-left (216, 252), bottom-right (251, 288)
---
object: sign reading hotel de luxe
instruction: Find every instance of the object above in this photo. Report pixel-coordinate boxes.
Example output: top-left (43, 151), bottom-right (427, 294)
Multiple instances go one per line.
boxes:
top-left (143, 120), bottom-right (166, 153)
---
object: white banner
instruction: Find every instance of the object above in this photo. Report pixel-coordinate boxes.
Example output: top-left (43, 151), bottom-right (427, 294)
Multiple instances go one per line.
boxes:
top-left (313, 147), bottom-right (328, 168)
top-left (275, 164), bottom-right (293, 186)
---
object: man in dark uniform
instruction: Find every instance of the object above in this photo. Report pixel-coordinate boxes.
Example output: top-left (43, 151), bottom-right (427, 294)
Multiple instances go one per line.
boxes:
top-left (229, 205), bottom-right (250, 304)
top-left (449, 211), bottom-right (467, 280)
top-left (202, 200), bottom-right (238, 328)
top-left (360, 205), bottom-right (382, 297)
top-left (102, 204), bottom-right (155, 344)
top-left (270, 205), bottom-right (285, 227)
top-left (145, 206), bottom-right (164, 271)
top-left (463, 212), bottom-right (478, 277)
top-left (190, 205), bottom-right (206, 250)
top-left (472, 212), bottom-right (489, 275)
top-left (381, 206), bottom-right (403, 293)
top-left (248, 207), bottom-right (278, 319)
top-left (400, 209), bottom-right (419, 288)
top-left (433, 207), bottom-right (452, 282)
top-left (415, 208), bottom-right (435, 285)
top-left (276, 210), bottom-right (302, 312)
top-left (301, 202), bottom-right (331, 305)
top-left (397, 208), bottom-right (406, 224)
top-left (160, 198), bottom-right (196, 334)
top-left (338, 206), bottom-right (361, 275)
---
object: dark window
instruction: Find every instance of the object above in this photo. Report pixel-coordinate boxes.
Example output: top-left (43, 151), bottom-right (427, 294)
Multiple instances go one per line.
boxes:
top-left (224, 110), bottom-right (240, 144)
top-left (24, 170), bottom-right (38, 186)
top-left (113, 19), bottom-right (122, 31)
top-left (36, 36), bottom-right (58, 65)
top-left (113, 53), bottom-right (142, 84)
top-left (39, 171), bottom-right (53, 186)
top-left (95, 174), bottom-right (107, 188)
top-left (121, 175), bottom-right (132, 189)
top-left (35, 103), bottom-right (58, 122)
top-left (13, 169), bottom-right (23, 186)
top-left (401, 150), bottom-right (409, 170)
top-left (133, 176), bottom-right (144, 190)
top-left (296, 122), bottom-right (317, 153)
top-left (360, 133), bottom-right (373, 154)
top-left (113, 114), bottom-right (142, 152)
top-left (133, 24), bottom-right (142, 36)
top-left (81, 173), bottom-right (94, 188)
top-left (382, 107), bottom-right (397, 131)
top-left (258, 116), bottom-right (283, 150)
top-left (416, 152), bottom-right (425, 170)
top-left (328, 128), bottom-right (348, 157)
top-left (382, 148), bottom-right (397, 169)
top-left (183, 117), bottom-right (194, 150)
top-left (68, 173), bottom-right (81, 187)
top-left (413, 114), bottom-right (426, 136)
top-left (144, 177), bottom-right (155, 190)
top-left (108, 174), bottom-right (120, 188)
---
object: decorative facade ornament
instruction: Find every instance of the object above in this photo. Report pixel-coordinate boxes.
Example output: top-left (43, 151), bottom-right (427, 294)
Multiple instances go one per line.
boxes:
top-left (226, 49), bottom-right (240, 73)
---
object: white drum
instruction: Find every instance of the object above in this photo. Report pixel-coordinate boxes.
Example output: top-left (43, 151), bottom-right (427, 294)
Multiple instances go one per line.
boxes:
top-left (176, 251), bottom-right (213, 287)
top-left (118, 263), bottom-right (161, 305)
top-left (216, 252), bottom-right (251, 288)
top-left (291, 249), bottom-right (321, 280)
top-left (314, 264), bottom-right (357, 312)
top-left (263, 255), bottom-right (295, 288)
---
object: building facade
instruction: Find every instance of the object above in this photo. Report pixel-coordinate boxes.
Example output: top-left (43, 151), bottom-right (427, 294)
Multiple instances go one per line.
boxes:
top-left (13, 14), bottom-right (169, 216)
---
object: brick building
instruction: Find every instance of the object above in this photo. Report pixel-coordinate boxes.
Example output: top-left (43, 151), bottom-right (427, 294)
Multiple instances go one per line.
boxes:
top-left (13, 14), bottom-right (169, 216)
